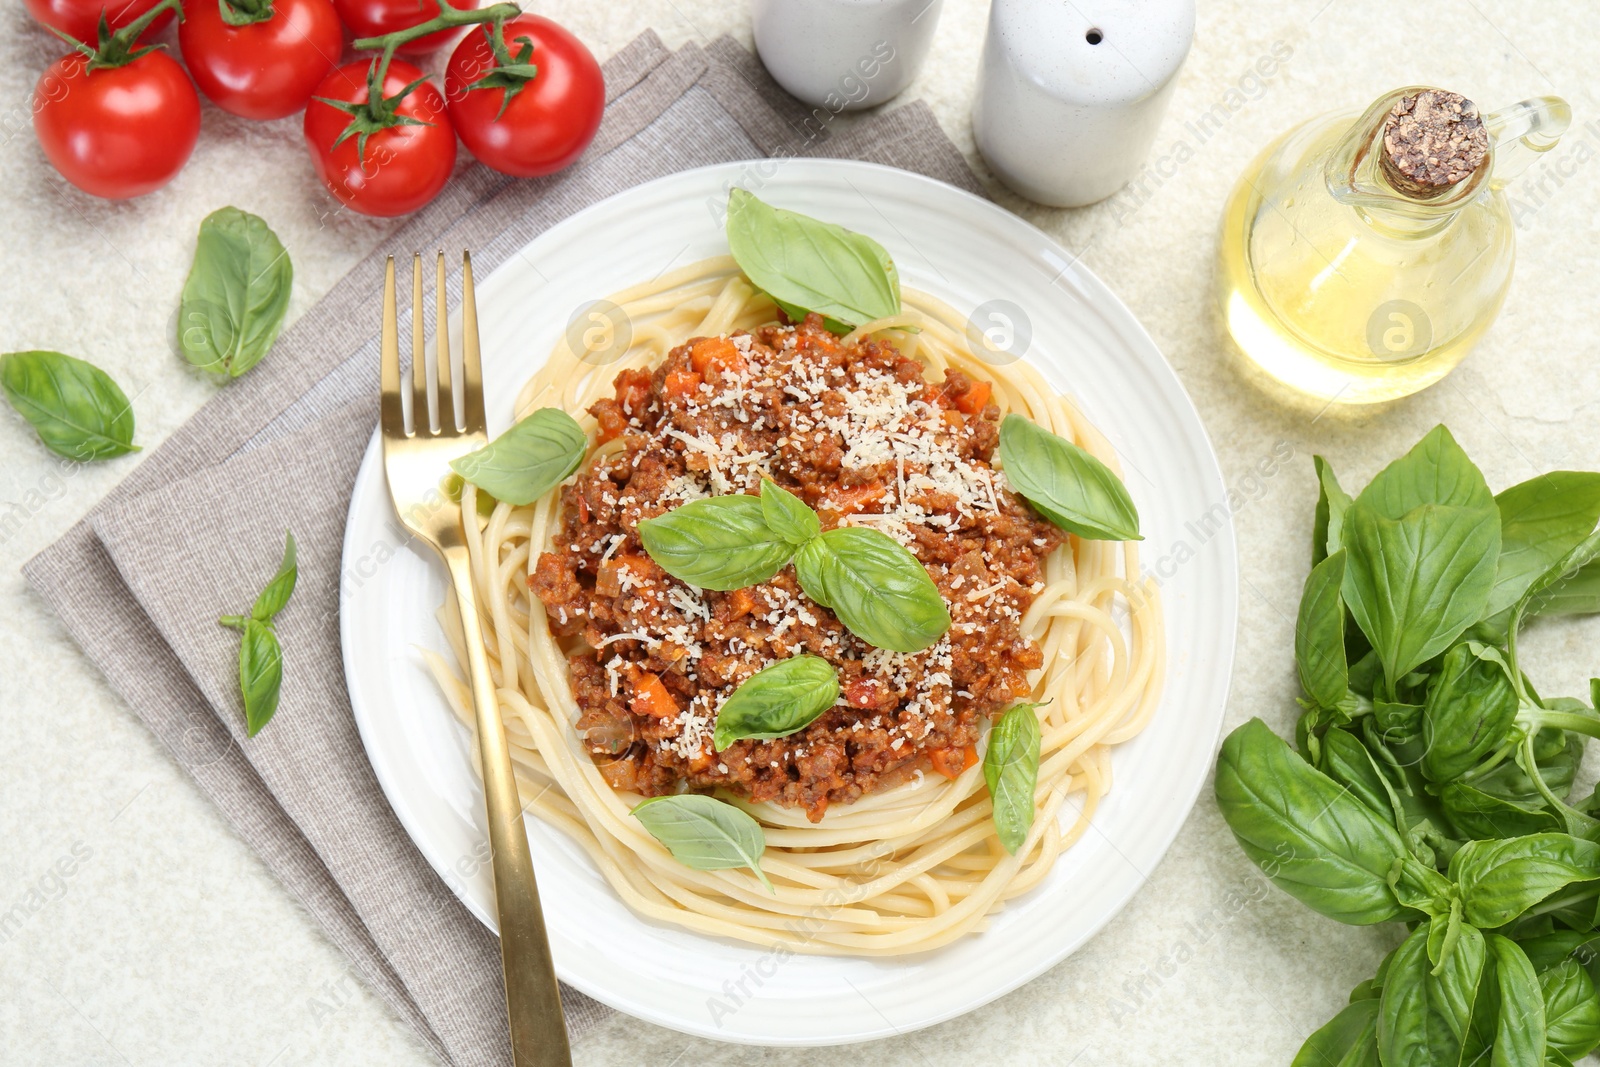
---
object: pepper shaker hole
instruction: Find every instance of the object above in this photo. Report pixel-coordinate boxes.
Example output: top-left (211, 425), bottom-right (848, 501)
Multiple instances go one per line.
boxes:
top-left (1085, 28), bottom-right (1104, 45)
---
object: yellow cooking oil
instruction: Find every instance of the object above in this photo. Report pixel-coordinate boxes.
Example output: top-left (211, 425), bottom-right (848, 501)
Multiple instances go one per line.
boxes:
top-left (1218, 88), bottom-right (1569, 405)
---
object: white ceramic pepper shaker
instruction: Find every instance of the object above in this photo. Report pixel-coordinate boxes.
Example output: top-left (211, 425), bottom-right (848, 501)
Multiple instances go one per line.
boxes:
top-left (973, 0), bottom-right (1194, 207)
top-left (751, 0), bottom-right (945, 112)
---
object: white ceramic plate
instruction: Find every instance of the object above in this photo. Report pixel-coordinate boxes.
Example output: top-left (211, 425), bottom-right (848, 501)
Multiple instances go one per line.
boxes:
top-left (340, 159), bottom-right (1237, 1046)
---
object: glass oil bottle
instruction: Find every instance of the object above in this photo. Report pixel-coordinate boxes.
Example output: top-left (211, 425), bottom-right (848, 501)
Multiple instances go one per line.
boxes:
top-left (1218, 87), bottom-right (1570, 404)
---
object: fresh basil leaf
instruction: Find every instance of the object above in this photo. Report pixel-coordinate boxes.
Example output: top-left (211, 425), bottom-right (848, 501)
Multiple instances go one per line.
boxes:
top-left (759, 478), bottom-right (819, 547)
top-left (1317, 727), bottom-right (1397, 824)
top-left (251, 532), bottom-right (298, 622)
top-left (1378, 922), bottom-right (1485, 1067)
top-left (638, 494), bottom-right (794, 591)
top-left (1291, 997), bottom-right (1380, 1067)
top-left (984, 702), bottom-right (1042, 854)
top-left (238, 619), bottom-right (283, 737)
top-left (1361, 425), bottom-right (1496, 518)
top-left (1297, 551), bottom-right (1349, 710)
top-left (630, 793), bottom-right (775, 892)
top-left (1313, 455), bottom-right (1354, 565)
top-left (792, 526), bottom-right (950, 652)
top-left (997, 414), bottom-right (1141, 541)
top-left (449, 407), bottom-right (587, 507)
top-left (1488, 473), bottom-right (1600, 618)
top-left (1476, 934), bottom-right (1548, 1067)
top-left (1527, 560), bottom-right (1600, 618)
top-left (725, 188), bottom-right (900, 327)
top-left (1540, 958), bottom-right (1600, 1058)
top-left (177, 207), bottom-right (293, 378)
top-left (770, 295), bottom-right (851, 336)
top-left (0, 350), bottom-right (138, 460)
top-left (712, 655), bottom-right (840, 749)
top-left (1341, 499), bottom-right (1501, 687)
top-left (1518, 532), bottom-right (1600, 622)
top-left (1516, 931), bottom-right (1597, 974)
top-left (1440, 782), bottom-right (1560, 840)
top-left (1451, 833), bottom-right (1600, 929)
top-left (1421, 642), bottom-right (1518, 782)
top-left (1214, 719), bottom-right (1415, 925)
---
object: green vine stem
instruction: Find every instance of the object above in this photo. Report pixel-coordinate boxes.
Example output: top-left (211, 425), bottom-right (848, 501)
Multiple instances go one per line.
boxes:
top-left (54, 0), bottom-right (185, 70)
top-left (326, 0), bottom-right (522, 157)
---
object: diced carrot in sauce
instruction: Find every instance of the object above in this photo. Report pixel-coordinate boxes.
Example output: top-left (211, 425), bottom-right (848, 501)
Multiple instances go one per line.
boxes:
top-left (596, 553), bottom-right (649, 597)
top-left (630, 672), bottom-right (679, 719)
top-left (954, 379), bottom-right (992, 415)
top-left (594, 403), bottom-right (627, 443)
top-left (820, 483), bottom-right (885, 517)
top-left (689, 337), bottom-right (745, 376)
top-left (930, 744), bottom-right (979, 780)
top-left (576, 496), bottom-right (590, 523)
top-left (727, 587), bottom-right (757, 619)
top-left (664, 368), bottom-right (702, 397)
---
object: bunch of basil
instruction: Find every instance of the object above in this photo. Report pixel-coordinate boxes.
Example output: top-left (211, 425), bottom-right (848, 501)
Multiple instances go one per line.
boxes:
top-left (1217, 425), bottom-right (1600, 1067)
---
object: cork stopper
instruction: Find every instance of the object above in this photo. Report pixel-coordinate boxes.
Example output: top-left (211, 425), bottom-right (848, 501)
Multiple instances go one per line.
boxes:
top-left (1378, 90), bottom-right (1490, 198)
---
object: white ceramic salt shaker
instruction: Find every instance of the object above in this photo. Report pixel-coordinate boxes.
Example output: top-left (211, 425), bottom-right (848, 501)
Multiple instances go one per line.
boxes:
top-left (973, 0), bottom-right (1195, 207)
top-left (751, 0), bottom-right (945, 112)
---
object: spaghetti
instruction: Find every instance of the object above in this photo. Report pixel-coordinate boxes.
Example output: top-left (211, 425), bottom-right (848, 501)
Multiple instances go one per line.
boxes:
top-left (426, 255), bottom-right (1165, 954)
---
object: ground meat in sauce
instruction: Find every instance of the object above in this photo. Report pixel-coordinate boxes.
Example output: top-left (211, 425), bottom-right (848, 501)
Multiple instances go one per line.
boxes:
top-left (530, 314), bottom-right (1064, 822)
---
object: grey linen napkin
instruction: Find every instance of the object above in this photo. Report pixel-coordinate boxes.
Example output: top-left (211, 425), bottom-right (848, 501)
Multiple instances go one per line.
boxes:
top-left (24, 32), bottom-right (985, 1065)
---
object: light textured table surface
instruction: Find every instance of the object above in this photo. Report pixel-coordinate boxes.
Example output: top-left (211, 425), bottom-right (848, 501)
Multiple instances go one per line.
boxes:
top-left (3, 0), bottom-right (1596, 1063)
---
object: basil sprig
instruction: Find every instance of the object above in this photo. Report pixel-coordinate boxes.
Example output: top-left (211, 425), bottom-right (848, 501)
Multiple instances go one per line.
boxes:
top-left (639, 479), bottom-right (950, 652)
top-left (631, 793), bottom-right (775, 892)
top-left (984, 702), bottom-right (1042, 853)
top-left (997, 414), bottom-right (1141, 541)
top-left (1214, 423), bottom-right (1600, 1067)
top-left (219, 532), bottom-right (297, 736)
top-left (725, 188), bottom-right (900, 328)
top-left (0, 350), bottom-right (139, 460)
top-left (177, 207), bottom-right (293, 379)
top-left (711, 655), bottom-right (839, 750)
top-left (449, 407), bottom-right (587, 506)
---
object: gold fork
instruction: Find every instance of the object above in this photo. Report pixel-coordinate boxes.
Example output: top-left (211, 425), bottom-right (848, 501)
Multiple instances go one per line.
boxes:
top-left (380, 251), bottom-right (571, 1067)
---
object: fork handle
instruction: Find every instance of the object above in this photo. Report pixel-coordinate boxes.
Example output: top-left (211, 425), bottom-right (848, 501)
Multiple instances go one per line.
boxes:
top-left (444, 546), bottom-right (573, 1067)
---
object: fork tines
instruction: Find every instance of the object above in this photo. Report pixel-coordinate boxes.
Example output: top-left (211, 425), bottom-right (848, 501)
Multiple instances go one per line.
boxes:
top-left (380, 251), bottom-right (487, 441)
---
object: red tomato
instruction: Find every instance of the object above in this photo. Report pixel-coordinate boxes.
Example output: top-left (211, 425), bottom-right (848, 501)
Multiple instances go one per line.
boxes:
top-left (34, 50), bottom-right (200, 198)
top-left (443, 15), bottom-right (603, 178)
top-left (332, 0), bottom-right (476, 55)
top-left (24, 0), bottom-right (173, 43)
top-left (303, 59), bottom-right (456, 217)
top-left (179, 0), bottom-right (343, 120)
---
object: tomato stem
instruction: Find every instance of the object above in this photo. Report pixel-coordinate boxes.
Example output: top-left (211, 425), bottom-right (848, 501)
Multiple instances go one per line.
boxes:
top-left (64, 0), bottom-right (186, 70)
top-left (466, 13), bottom-right (542, 120)
top-left (349, 0), bottom-right (522, 60)
top-left (218, 0), bottom-right (277, 27)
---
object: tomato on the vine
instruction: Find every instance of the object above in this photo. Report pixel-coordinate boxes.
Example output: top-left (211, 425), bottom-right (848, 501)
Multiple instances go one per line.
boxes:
top-left (34, 0), bottom-right (200, 199)
top-left (332, 0), bottom-right (476, 55)
top-left (24, 0), bottom-right (173, 44)
top-left (443, 14), bottom-right (603, 179)
top-left (179, 0), bottom-right (343, 120)
top-left (303, 58), bottom-right (456, 217)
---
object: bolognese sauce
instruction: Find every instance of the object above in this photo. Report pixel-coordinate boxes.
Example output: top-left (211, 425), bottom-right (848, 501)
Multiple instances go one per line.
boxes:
top-left (530, 314), bottom-right (1064, 822)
